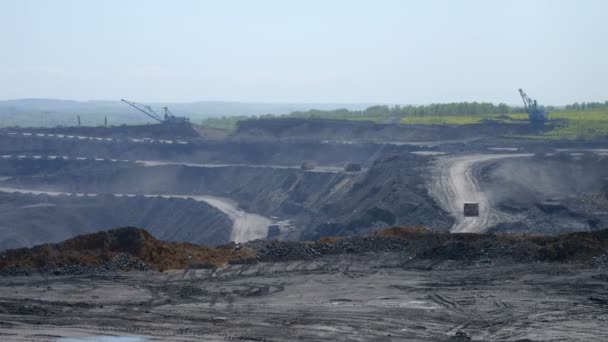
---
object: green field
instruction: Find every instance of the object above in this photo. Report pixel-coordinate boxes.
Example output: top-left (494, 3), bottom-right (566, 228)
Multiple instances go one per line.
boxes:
top-left (202, 108), bottom-right (608, 141)
top-left (527, 110), bottom-right (608, 140)
top-left (400, 115), bottom-right (488, 125)
top-left (399, 110), bottom-right (608, 140)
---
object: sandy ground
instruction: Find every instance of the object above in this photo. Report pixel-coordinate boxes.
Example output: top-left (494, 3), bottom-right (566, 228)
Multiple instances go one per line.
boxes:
top-left (0, 187), bottom-right (271, 243)
top-left (187, 195), bottom-right (271, 243)
top-left (431, 154), bottom-right (533, 233)
top-left (0, 256), bottom-right (607, 341)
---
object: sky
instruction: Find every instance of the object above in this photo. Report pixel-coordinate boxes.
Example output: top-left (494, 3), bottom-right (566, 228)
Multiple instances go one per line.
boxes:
top-left (0, 0), bottom-right (607, 105)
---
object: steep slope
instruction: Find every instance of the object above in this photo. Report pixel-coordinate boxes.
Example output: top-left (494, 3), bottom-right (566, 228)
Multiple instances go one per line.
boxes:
top-left (298, 153), bottom-right (453, 239)
top-left (0, 192), bottom-right (232, 250)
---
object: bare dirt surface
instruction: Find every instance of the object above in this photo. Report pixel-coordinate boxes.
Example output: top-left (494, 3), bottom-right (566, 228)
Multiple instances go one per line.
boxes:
top-left (2, 225), bottom-right (608, 341)
top-left (431, 154), bottom-right (533, 233)
top-left (1, 258), bottom-right (608, 341)
top-left (187, 195), bottom-right (271, 243)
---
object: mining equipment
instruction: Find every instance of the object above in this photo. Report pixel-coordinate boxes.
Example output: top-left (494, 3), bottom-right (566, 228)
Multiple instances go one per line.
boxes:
top-left (463, 203), bottom-right (479, 217)
top-left (300, 161), bottom-right (316, 170)
top-left (344, 162), bottom-right (362, 172)
top-left (519, 89), bottom-right (548, 126)
top-left (121, 99), bottom-right (190, 124)
top-left (266, 224), bottom-right (281, 239)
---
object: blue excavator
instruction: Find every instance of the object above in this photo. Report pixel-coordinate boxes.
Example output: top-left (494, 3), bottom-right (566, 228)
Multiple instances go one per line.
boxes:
top-left (518, 89), bottom-right (548, 126)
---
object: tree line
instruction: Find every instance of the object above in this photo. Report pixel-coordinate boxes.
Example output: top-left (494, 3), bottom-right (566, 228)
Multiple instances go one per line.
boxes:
top-left (565, 101), bottom-right (608, 111)
top-left (286, 100), bottom-right (608, 119)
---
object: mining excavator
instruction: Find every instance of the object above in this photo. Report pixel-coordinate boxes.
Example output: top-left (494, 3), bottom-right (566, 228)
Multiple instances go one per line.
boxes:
top-left (121, 99), bottom-right (190, 124)
top-left (518, 89), bottom-right (548, 126)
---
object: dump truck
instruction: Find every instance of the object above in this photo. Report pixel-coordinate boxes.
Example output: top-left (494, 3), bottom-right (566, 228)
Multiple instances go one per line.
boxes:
top-left (300, 161), bottom-right (316, 170)
top-left (344, 162), bottom-right (362, 172)
top-left (266, 225), bottom-right (281, 240)
top-left (463, 203), bottom-right (479, 217)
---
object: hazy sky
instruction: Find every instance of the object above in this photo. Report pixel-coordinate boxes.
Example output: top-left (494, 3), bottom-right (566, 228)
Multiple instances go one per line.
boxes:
top-left (1, 0), bottom-right (606, 105)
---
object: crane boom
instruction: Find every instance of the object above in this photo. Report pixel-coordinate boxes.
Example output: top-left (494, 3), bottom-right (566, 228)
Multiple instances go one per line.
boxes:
top-left (518, 89), bottom-right (533, 113)
top-left (518, 89), bottom-right (548, 125)
top-left (121, 99), bottom-right (164, 123)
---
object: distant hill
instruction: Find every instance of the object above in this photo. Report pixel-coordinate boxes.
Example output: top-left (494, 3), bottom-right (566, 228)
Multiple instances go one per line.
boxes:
top-left (0, 99), bottom-right (372, 128)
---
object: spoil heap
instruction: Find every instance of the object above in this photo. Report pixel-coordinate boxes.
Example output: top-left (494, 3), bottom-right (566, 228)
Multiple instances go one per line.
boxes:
top-left (2, 226), bottom-right (608, 276)
top-left (0, 227), bottom-right (255, 275)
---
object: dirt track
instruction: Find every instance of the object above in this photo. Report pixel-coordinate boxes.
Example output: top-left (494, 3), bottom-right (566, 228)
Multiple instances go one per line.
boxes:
top-left (0, 187), bottom-right (272, 243)
top-left (431, 154), bottom-right (533, 233)
top-left (1, 256), bottom-right (607, 341)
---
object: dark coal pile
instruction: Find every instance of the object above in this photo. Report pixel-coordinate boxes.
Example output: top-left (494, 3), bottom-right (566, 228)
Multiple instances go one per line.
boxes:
top-left (248, 236), bottom-right (410, 262)
top-left (248, 226), bottom-right (608, 266)
top-left (299, 153), bottom-right (453, 239)
top-left (42, 253), bottom-right (153, 276)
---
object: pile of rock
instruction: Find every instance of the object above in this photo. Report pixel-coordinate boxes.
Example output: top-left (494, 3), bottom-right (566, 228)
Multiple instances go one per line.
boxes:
top-left (32, 254), bottom-right (152, 276)
top-left (103, 253), bottom-right (153, 272)
top-left (249, 236), bottom-right (410, 262)
top-left (0, 265), bottom-right (31, 277)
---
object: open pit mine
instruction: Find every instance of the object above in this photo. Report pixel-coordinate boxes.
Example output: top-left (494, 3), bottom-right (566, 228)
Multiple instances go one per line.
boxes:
top-left (0, 114), bottom-right (607, 341)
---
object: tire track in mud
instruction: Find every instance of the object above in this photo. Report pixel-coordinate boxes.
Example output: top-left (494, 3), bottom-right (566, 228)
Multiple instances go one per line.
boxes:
top-left (431, 154), bottom-right (533, 233)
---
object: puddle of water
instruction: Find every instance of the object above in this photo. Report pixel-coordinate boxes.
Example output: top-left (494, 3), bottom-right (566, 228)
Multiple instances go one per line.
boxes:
top-left (59, 337), bottom-right (147, 342)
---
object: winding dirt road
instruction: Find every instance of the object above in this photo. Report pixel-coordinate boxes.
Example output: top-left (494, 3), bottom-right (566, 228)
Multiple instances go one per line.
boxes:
top-left (431, 154), bottom-right (532, 233)
top-left (0, 187), bottom-right (271, 243)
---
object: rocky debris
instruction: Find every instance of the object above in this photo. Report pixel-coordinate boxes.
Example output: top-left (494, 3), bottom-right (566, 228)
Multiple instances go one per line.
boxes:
top-left (249, 226), bottom-right (608, 265)
top-left (0, 265), bottom-right (31, 277)
top-left (0, 227), bottom-right (255, 275)
top-left (3, 226), bottom-right (608, 276)
top-left (450, 330), bottom-right (472, 341)
top-left (249, 236), bottom-right (410, 262)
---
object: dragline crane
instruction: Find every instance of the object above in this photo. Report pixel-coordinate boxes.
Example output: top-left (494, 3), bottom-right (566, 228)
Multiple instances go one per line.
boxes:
top-left (121, 99), bottom-right (190, 124)
top-left (518, 89), bottom-right (548, 126)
